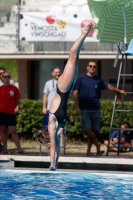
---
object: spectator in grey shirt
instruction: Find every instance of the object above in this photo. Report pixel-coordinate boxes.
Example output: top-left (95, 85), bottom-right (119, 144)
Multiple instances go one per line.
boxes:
top-left (41, 67), bottom-right (61, 130)
top-left (0, 67), bottom-right (15, 86)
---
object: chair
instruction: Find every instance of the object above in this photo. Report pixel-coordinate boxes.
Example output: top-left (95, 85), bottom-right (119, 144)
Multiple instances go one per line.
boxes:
top-left (60, 129), bottom-right (67, 155)
top-left (39, 113), bottom-right (67, 155)
top-left (124, 39), bottom-right (133, 55)
top-left (39, 113), bottom-right (49, 155)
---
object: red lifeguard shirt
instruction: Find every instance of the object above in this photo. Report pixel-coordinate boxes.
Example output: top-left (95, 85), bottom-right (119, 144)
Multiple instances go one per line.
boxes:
top-left (0, 85), bottom-right (20, 114)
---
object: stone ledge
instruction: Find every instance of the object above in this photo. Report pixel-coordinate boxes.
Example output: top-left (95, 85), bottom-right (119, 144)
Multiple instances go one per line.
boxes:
top-left (3, 155), bottom-right (133, 172)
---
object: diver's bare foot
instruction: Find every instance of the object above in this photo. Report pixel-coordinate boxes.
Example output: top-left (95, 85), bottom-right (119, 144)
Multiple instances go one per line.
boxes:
top-left (49, 165), bottom-right (56, 171)
top-left (81, 21), bottom-right (92, 35)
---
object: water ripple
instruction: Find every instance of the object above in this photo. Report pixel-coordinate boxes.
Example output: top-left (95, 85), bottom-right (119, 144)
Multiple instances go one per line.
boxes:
top-left (0, 170), bottom-right (133, 199)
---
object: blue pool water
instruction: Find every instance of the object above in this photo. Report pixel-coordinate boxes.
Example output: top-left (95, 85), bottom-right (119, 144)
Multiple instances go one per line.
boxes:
top-left (0, 169), bottom-right (133, 199)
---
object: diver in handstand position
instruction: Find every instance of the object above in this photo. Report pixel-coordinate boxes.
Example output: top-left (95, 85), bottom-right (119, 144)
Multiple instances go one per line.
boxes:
top-left (48, 22), bottom-right (92, 171)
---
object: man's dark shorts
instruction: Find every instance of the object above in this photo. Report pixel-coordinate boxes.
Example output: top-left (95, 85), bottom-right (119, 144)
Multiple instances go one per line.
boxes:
top-left (81, 109), bottom-right (101, 131)
top-left (0, 112), bottom-right (16, 126)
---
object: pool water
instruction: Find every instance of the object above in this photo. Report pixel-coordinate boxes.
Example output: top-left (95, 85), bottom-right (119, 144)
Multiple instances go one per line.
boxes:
top-left (0, 169), bottom-right (133, 199)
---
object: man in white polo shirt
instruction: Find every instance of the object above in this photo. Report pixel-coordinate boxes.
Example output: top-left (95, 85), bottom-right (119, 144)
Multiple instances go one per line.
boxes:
top-left (41, 67), bottom-right (61, 130)
top-left (0, 67), bottom-right (15, 86)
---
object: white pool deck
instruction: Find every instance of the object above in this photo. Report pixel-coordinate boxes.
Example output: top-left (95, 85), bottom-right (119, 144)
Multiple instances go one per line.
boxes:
top-left (0, 155), bottom-right (133, 172)
top-left (0, 155), bottom-right (133, 165)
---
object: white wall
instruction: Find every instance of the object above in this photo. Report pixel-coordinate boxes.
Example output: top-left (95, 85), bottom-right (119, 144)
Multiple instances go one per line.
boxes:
top-left (101, 59), bottom-right (133, 101)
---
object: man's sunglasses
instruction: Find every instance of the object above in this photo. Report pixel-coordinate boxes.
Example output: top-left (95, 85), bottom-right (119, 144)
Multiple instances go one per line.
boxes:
top-left (88, 65), bottom-right (97, 69)
top-left (3, 76), bottom-right (10, 79)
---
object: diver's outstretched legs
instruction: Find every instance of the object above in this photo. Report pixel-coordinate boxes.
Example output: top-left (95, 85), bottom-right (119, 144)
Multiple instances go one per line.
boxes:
top-left (48, 22), bottom-right (92, 171)
top-left (48, 115), bottom-right (63, 171)
top-left (48, 113), bottom-right (58, 170)
top-left (57, 22), bottom-right (92, 93)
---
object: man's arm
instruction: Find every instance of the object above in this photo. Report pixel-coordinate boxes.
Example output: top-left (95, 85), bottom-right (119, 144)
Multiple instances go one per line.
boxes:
top-left (110, 138), bottom-right (115, 145)
top-left (107, 84), bottom-right (126, 95)
top-left (110, 131), bottom-right (118, 145)
top-left (120, 136), bottom-right (125, 144)
top-left (73, 90), bottom-right (81, 115)
top-left (42, 93), bottom-right (48, 114)
top-left (14, 98), bottom-right (20, 113)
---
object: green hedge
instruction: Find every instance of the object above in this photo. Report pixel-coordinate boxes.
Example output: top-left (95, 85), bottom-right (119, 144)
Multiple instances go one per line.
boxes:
top-left (16, 99), bottom-right (133, 141)
top-left (66, 100), bottom-right (133, 142)
top-left (16, 99), bottom-right (43, 139)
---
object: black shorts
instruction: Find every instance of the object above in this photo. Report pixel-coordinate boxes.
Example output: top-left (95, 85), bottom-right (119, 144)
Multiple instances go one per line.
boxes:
top-left (0, 112), bottom-right (16, 126)
top-left (81, 109), bottom-right (101, 131)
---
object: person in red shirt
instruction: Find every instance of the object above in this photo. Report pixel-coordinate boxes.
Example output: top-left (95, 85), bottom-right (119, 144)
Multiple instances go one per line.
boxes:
top-left (0, 67), bottom-right (15, 151)
top-left (0, 72), bottom-right (24, 154)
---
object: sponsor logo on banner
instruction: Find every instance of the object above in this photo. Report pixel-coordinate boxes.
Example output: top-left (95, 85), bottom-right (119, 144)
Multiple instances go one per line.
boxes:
top-left (20, 12), bottom-right (98, 42)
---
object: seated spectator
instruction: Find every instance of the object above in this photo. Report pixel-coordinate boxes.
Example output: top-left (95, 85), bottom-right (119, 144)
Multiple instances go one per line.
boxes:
top-left (104, 122), bottom-right (130, 152)
top-left (129, 132), bottom-right (133, 151)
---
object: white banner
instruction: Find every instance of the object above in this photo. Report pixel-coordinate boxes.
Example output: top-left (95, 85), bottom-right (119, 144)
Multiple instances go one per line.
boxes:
top-left (19, 12), bottom-right (98, 42)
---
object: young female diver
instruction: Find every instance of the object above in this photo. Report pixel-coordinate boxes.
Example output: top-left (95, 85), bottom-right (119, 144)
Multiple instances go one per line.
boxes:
top-left (48, 22), bottom-right (92, 171)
